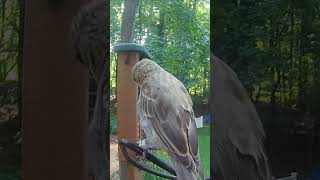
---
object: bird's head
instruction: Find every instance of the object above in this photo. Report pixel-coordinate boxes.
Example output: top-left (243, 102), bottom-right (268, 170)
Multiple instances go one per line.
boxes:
top-left (132, 58), bottom-right (160, 85)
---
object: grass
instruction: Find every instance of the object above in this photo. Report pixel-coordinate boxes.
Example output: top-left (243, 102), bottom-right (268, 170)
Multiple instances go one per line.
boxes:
top-left (198, 127), bottom-right (210, 178)
top-left (143, 127), bottom-right (210, 180)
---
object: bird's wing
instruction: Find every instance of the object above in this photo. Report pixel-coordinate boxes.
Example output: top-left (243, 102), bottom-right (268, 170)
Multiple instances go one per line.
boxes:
top-left (139, 82), bottom-right (200, 172)
top-left (211, 54), bottom-right (272, 180)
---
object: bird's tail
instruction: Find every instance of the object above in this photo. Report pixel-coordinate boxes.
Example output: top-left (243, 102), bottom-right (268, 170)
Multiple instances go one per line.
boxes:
top-left (171, 158), bottom-right (203, 180)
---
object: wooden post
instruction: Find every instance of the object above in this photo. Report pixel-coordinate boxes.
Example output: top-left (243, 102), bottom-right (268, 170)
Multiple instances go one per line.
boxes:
top-left (117, 52), bottom-right (143, 180)
top-left (22, 1), bottom-right (89, 180)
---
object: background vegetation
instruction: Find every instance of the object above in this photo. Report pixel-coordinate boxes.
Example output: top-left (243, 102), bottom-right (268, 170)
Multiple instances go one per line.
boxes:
top-left (110, 0), bottom-right (210, 179)
top-left (5, 0), bottom-right (319, 179)
top-left (213, 0), bottom-right (320, 111)
top-left (110, 0), bottom-right (210, 116)
top-left (212, 0), bottom-right (320, 178)
top-left (0, 0), bottom-right (23, 179)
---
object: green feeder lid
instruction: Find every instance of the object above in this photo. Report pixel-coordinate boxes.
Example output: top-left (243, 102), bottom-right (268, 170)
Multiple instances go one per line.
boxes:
top-left (113, 43), bottom-right (153, 60)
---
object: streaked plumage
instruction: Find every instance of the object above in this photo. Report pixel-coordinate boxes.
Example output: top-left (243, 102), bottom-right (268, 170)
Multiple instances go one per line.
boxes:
top-left (132, 58), bottom-right (203, 180)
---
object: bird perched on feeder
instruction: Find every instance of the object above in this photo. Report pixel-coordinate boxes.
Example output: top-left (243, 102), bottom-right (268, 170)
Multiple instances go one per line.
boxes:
top-left (132, 58), bottom-right (204, 180)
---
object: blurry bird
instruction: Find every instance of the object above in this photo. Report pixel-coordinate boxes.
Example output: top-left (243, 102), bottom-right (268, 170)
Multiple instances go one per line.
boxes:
top-left (132, 58), bottom-right (204, 180)
top-left (211, 54), bottom-right (272, 180)
top-left (70, 0), bottom-right (108, 179)
top-left (71, 0), bottom-right (108, 132)
top-left (71, 0), bottom-right (107, 83)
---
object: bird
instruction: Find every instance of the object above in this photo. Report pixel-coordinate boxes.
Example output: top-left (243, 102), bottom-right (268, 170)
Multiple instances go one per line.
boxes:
top-left (211, 54), bottom-right (272, 180)
top-left (70, 0), bottom-right (108, 179)
top-left (132, 58), bottom-right (204, 180)
top-left (71, 0), bottom-right (108, 83)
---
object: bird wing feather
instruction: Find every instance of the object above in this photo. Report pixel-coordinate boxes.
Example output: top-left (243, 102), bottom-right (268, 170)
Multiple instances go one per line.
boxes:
top-left (212, 55), bottom-right (272, 180)
top-left (139, 81), bottom-right (200, 172)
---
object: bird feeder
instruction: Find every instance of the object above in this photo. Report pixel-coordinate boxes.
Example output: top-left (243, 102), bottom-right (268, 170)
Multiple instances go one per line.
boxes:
top-left (113, 43), bottom-right (152, 180)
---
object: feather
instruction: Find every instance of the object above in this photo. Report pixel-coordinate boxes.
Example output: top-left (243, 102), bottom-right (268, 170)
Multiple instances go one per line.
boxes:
top-left (211, 54), bottom-right (272, 180)
top-left (133, 59), bottom-right (203, 180)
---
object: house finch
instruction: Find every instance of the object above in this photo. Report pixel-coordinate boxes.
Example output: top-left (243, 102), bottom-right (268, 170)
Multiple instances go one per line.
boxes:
top-left (132, 58), bottom-right (203, 180)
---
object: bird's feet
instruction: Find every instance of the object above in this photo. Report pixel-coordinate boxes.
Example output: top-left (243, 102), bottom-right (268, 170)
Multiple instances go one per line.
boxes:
top-left (138, 146), bottom-right (157, 163)
top-left (141, 146), bottom-right (157, 157)
top-left (137, 139), bottom-right (157, 162)
top-left (138, 139), bottom-right (147, 147)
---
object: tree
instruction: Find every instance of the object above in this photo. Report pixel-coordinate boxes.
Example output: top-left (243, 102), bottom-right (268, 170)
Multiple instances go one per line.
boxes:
top-left (120, 0), bottom-right (140, 42)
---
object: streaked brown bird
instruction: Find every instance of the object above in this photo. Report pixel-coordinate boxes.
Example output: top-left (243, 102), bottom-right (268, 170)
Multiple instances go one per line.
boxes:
top-left (211, 54), bottom-right (272, 180)
top-left (132, 58), bottom-right (204, 180)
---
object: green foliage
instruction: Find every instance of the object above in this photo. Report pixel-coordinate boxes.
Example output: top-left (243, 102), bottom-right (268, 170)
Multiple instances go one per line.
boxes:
top-left (0, 1), bottom-right (21, 178)
top-left (110, 0), bottom-right (210, 138)
top-left (0, 0), bottom-right (21, 81)
top-left (110, 106), bottom-right (118, 135)
top-left (143, 150), bottom-right (171, 180)
top-left (212, 0), bottom-right (320, 110)
top-left (110, 0), bottom-right (210, 100)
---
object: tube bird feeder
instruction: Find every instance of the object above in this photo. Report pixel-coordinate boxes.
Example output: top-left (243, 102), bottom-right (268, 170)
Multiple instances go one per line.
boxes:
top-left (113, 43), bottom-right (152, 180)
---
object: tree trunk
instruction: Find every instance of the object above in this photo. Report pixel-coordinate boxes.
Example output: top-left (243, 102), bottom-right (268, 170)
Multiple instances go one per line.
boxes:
top-left (137, 0), bottom-right (142, 43)
top-left (0, 0), bottom-right (6, 40)
top-left (157, 8), bottom-right (166, 61)
top-left (120, 0), bottom-right (139, 42)
top-left (158, 10), bottom-right (165, 46)
top-left (279, 71), bottom-right (284, 107)
top-left (288, 10), bottom-right (294, 107)
top-left (270, 68), bottom-right (280, 111)
top-left (255, 84), bottom-right (261, 103)
top-left (17, 0), bottom-right (24, 136)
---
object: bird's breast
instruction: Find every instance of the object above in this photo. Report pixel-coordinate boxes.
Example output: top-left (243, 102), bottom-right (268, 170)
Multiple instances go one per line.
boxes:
top-left (139, 116), bottom-right (162, 148)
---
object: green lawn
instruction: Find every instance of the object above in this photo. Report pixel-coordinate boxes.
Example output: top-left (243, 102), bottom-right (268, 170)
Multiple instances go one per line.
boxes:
top-left (198, 127), bottom-right (210, 178)
top-left (144, 127), bottom-right (210, 180)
